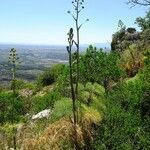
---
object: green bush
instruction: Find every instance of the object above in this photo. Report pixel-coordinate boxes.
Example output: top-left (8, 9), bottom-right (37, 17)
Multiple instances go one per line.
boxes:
top-left (54, 64), bottom-right (70, 97)
top-left (10, 79), bottom-right (26, 90)
top-left (92, 75), bottom-right (150, 149)
top-left (37, 69), bottom-right (55, 87)
top-left (79, 46), bottom-right (124, 88)
top-left (0, 92), bottom-right (25, 124)
top-left (10, 79), bottom-right (36, 91)
top-left (139, 51), bottom-right (150, 118)
top-left (32, 91), bottom-right (61, 113)
top-left (37, 64), bottom-right (67, 87)
top-left (50, 98), bottom-right (72, 122)
top-left (78, 83), bottom-right (106, 112)
top-left (93, 105), bottom-right (143, 150)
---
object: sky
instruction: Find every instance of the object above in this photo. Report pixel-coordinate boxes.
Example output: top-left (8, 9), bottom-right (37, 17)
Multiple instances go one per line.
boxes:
top-left (0, 0), bottom-right (148, 45)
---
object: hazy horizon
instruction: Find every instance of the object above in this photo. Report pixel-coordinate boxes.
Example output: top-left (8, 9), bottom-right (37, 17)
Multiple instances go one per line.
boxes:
top-left (0, 0), bottom-right (147, 45)
top-left (0, 42), bottom-right (111, 49)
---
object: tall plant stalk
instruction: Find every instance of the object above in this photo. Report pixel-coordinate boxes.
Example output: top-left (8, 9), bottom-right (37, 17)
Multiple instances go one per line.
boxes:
top-left (67, 28), bottom-right (78, 149)
top-left (67, 28), bottom-right (77, 126)
top-left (75, 0), bottom-right (80, 97)
top-left (9, 48), bottom-right (20, 150)
top-left (68, 0), bottom-right (89, 123)
top-left (68, 0), bottom-right (89, 97)
top-left (67, 1), bottom-right (88, 148)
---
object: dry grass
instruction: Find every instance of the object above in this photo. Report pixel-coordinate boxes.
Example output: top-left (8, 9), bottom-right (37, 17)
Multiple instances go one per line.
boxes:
top-left (21, 118), bottom-right (84, 150)
top-left (0, 113), bottom-right (102, 150)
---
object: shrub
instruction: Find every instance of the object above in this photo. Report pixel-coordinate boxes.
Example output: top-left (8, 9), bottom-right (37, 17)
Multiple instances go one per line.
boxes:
top-left (0, 92), bottom-right (25, 123)
top-left (92, 75), bottom-right (150, 149)
top-left (37, 69), bottom-right (55, 87)
top-left (50, 98), bottom-right (72, 122)
top-left (37, 64), bottom-right (67, 87)
top-left (78, 83), bottom-right (106, 113)
top-left (79, 46), bottom-right (124, 88)
top-left (32, 91), bottom-right (61, 113)
top-left (55, 65), bottom-right (70, 97)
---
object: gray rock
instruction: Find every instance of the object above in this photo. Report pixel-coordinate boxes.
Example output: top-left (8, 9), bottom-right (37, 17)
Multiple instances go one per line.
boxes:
top-left (32, 109), bottom-right (52, 120)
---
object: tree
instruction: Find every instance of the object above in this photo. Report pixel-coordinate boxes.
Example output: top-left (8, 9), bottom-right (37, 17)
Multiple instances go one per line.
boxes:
top-left (111, 20), bottom-right (127, 52)
top-left (128, 0), bottom-right (150, 6)
top-left (135, 10), bottom-right (150, 31)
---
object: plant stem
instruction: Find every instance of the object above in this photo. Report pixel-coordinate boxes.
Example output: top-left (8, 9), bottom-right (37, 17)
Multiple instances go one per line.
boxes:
top-left (68, 45), bottom-right (77, 125)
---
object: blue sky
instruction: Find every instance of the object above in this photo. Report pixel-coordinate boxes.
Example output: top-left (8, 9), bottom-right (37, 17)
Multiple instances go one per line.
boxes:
top-left (0, 0), bottom-right (148, 45)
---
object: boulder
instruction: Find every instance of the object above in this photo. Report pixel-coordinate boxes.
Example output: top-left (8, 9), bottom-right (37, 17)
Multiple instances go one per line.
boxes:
top-left (32, 109), bottom-right (51, 120)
